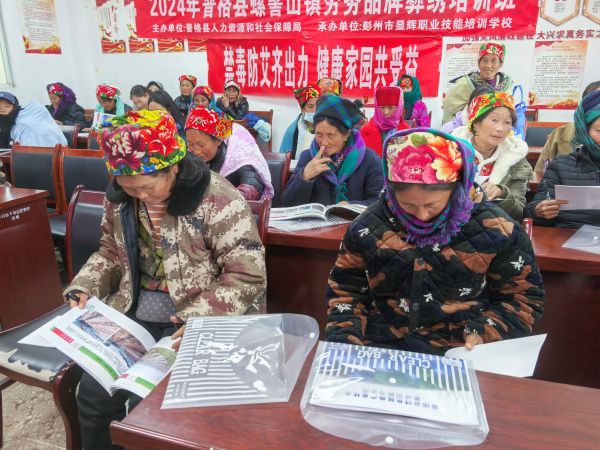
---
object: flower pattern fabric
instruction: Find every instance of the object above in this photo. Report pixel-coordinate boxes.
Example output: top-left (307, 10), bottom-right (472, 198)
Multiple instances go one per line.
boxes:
top-left (179, 75), bottom-right (197, 86)
top-left (467, 92), bottom-right (515, 132)
top-left (479, 43), bottom-right (505, 62)
top-left (185, 105), bottom-right (233, 141)
top-left (293, 84), bottom-right (321, 107)
top-left (101, 110), bottom-right (186, 176)
top-left (96, 83), bottom-right (120, 100)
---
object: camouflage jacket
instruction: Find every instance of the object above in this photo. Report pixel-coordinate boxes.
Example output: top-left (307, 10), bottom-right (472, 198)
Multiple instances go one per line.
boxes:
top-left (326, 191), bottom-right (545, 354)
top-left (65, 172), bottom-right (266, 320)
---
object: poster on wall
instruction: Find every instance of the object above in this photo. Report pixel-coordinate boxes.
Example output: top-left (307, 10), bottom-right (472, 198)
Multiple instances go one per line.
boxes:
top-left (156, 38), bottom-right (185, 53)
top-left (442, 43), bottom-right (481, 93)
top-left (583, 0), bottom-right (600, 25)
top-left (540, 0), bottom-right (581, 26)
top-left (124, 0), bottom-right (155, 53)
top-left (529, 40), bottom-right (588, 109)
top-left (17, 0), bottom-right (61, 54)
top-left (207, 37), bottom-right (442, 97)
top-left (97, 0), bottom-right (126, 53)
top-left (187, 39), bottom-right (206, 52)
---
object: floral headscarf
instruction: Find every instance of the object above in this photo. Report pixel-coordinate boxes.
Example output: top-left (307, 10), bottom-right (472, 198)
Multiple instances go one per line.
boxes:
top-left (293, 84), bottom-right (321, 108)
top-left (101, 110), bottom-right (186, 176)
top-left (47, 82), bottom-right (77, 119)
top-left (317, 77), bottom-right (343, 96)
top-left (96, 83), bottom-right (120, 100)
top-left (185, 105), bottom-right (233, 141)
top-left (479, 43), bottom-right (505, 62)
top-left (467, 92), bottom-right (515, 132)
top-left (383, 128), bottom-right (476, 247)
top-left (179, 75), bottom-right (197, 86)
top-left (398, 77), bottom-right (413, 90)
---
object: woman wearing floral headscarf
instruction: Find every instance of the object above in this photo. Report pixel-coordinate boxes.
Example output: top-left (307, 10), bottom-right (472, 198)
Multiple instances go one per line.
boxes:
top-left (325, 128), bottom-right (544, 354)
top-left (360, 86), bottom-right (410, 157)
top-left (398, 74), bottom-right (430, 128)
top-left (174, 74), bottom-right (196, 118)
top-left (65, 109), bottom-right (266, 450)
top-left (451, 91), bottom-right (531, 220)
top-left (185, 105), bottom-right (273, 201)
top-left (282, 95), bottom-right (384, 206)
top-left (45, 82), bottom-right (88, 128)
top-left (95, 83), bottom-right (132, 116)
top-left (192, 85), bottom-right (223, 114)
top-left (279, 84), bottom-right (321, 158)
top-left (216, 80), bottom-right (250, 120)
top-left (525, 90), bottom-right (600, 228)
top-left (317, 77), bottom-right (343, 96)
top-left (443, 43), bottom-right (513, 124)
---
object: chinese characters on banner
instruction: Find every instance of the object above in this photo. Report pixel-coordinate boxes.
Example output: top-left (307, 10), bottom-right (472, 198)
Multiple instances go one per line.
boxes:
top-left (134, 0), bottom-right (539, 39)
top-left (124, 0), bottom-right (155, 52)
top-left (529, 40), bottom-right (589, 109)
top-left (17, 0), bottom-right (61, 54)
top-left (97, 0), bottom-right (127, 53)
top-left (207, 37), bottom-right (442, 97)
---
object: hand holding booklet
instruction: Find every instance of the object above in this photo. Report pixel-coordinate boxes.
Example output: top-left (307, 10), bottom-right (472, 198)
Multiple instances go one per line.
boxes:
top-left (21, 298), bottom-right (177, 398)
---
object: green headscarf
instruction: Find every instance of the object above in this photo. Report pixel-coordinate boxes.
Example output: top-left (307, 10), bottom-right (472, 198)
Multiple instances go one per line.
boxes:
top-left (574, 90), bottom-right (600, 162)
top-left (397, 74), bottom-right (422, 121)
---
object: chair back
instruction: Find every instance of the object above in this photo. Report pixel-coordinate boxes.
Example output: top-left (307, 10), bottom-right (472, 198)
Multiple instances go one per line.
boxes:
top-left (525, 121), bottom-right (568, 147)
top-left (522, 218), bottom-right (533, 239)
top-left (65, 186), bottom-right (105, 282)
top-left (59, 147), bottom-right (110, 213)
top-left (60, 124), bottom-right (80, 149)
top-left (263, 152), bottom-right (292, 207)
top-left (525, 109), bottom-right (538, 122)
top-left (10, 145), bottom-right (60, 208)
top-left (247, 197), bottom-right (271, 246)
top-left (87, 131), bottom-right (101, 150)
top-left (249, 110), bottom-right (274, 152)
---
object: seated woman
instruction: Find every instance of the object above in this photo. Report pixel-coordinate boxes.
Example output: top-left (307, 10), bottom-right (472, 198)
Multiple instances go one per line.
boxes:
top-left (279, 84), bottom-right (321, 158)
top-left (443, 43), bottom-right (513, 124)
top-left (146, 80), bottom-right (163, 92)
top-left (533, 81), bottom-right (600, 174)
top-left (174, 75), bottom-right (196, 118)
top-left (360, 86), bottom-right (410, 157)
top-left (64, 109), bottom-right (266, 450)
top-left (129, 85), bottom-right (150, 111)
top-left (317, 77), bottom-right (343, 96)
top-left (282, 95), bottom-right (383, 206)
top-left (185, 105), bottom-right (273, 201)
top-left (525, 90), bottom-right (600, 228)
top-left (192, 85), bottom-right (223, 113)
top-left (95, 83), bottom-right (132, 116)
top-left (148, 90), bottom-right (186, 139)
top-left (216, 80), bottom-right (249, 120)
top-left (46, 82), bottom-right (88, 128)
top-left (326, 128), bottom-right (545, 354)
top-left (398, 74), bottom-right (430, 128)
top-left (441, 85), bottom-right (495, 135)
top-left (0, 91), bottom-right (67, 147)
top-left (451, 91), bottom-right (531, 221)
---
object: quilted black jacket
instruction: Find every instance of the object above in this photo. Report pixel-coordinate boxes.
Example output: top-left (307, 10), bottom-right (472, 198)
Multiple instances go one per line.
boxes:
top-left (326, 191), bottom-right (545, 355)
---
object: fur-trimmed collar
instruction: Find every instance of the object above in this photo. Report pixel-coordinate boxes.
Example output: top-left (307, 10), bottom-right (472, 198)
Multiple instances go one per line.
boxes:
top-left (106, 153), bottom-right (212, 216)
top-left (451, 126), bottom-right (528, 185)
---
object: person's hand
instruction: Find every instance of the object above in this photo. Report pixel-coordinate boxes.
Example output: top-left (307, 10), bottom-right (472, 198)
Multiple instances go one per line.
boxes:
top-left (81, 127), bottom-right (92, 133)
top-left (337, 201), bottom-right (349, 205)
top-left (55, 120), bottom-right (63, 125)
top-left (69, 292), bottom-right (90, 309)
top-left (221, 96), bottom-right (229, 107)
top-left (170, 315), bottom-right (185, 350)
top-left (481, 182), bottom-right (503, 201)
top-left (302, 148), bottom-right (332, 181)
top-left (465, 333), bottom-right (483, 350)
top-left (535, 199), bottom-right (569, 220)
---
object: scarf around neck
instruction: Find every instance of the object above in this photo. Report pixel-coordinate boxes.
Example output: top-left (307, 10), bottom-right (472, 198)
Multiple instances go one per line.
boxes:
top-left (309, 129), bottom-right (366, 203)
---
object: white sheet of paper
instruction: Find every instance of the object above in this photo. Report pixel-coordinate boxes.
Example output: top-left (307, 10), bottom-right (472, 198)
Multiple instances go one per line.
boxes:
top-left (18, 316), bottom-right (63, 348)
top-left (562, 224), bottom-right (600, 255)
top-left (555, 185), bottom-right (600, 210)
top-left (445, 334), bottom-right (547, 378)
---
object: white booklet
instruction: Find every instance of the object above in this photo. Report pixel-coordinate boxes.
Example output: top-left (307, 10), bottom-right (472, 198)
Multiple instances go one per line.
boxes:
top-left (305, 342), bottom-right (482, 426)
top-left (562, 224), bottom-right (600, 255)
top-left (91, 111), bottom-right (115, 128)
top-left (23, 298), bottom-right (177, 398)
top-left (555, 185), bottom-right (600, 210)
top-left (270, 203), bottom-right (367, 222)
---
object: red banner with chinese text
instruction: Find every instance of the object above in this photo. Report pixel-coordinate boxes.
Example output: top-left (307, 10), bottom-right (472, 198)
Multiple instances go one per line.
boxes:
top-left (134, 0), bottom-right (539, 39)
top-left (207, 37), bottom-right (442, 97)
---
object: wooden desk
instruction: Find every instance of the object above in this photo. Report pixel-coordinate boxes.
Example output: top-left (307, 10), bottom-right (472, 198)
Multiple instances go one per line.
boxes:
top-left (0, 188), bottom-right (63, 329)
top-left (111, 357), bottom-right (600, 450)
top-left (530, 226), bottom-right (600, 388)
top-left (266, 225), bottom-right (347, 333)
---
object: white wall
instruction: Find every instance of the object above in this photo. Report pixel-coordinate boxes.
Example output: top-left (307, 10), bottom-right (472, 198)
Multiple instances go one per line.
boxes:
top-left (1, 0), bottom-right (599, 150)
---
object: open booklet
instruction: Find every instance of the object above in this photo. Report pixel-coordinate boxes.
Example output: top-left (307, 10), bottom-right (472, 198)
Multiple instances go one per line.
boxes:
top-left (270, 203), bottom-right (367, 221)
top-left (91, 111), bottom-right (115, 128)
top-left (20, 298), bottom-right (177, 398)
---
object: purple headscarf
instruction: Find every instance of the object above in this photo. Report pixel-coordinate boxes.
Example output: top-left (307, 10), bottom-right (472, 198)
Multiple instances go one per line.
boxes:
top-left (373, 86), bottom-right (404, 132)
top-left (47, 82), bottom-right (77, 120)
